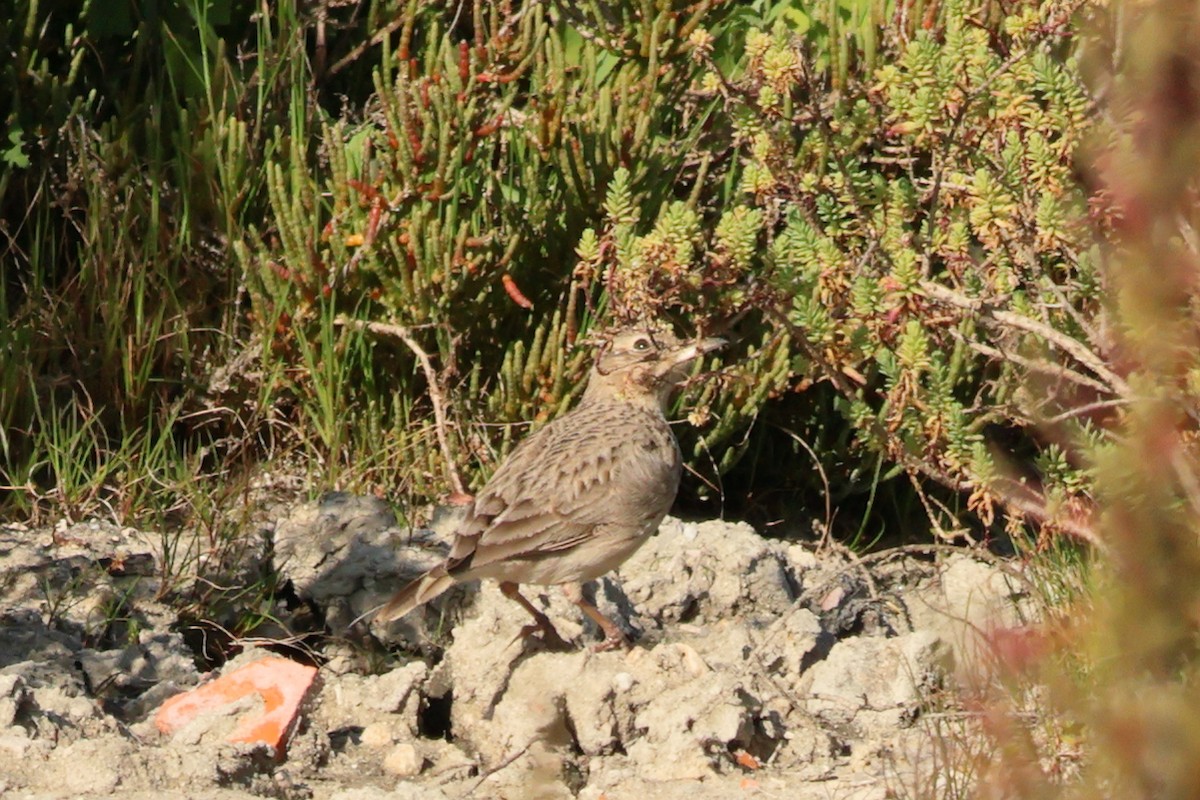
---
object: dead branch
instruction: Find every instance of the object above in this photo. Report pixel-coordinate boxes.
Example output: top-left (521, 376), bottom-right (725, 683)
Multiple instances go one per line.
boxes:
top-left (921, 281), bottom-right (1132, 399)
top-left (336, 316), bottom-right (467, 496)
top-left (944, 327), bottom-right (1113, 395)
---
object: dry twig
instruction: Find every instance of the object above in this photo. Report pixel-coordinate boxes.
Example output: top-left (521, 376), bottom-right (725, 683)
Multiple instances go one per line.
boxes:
top-left (921, 281), bottom-right (1132, 399)
top-left (336, 316), bottom-right (467, 496)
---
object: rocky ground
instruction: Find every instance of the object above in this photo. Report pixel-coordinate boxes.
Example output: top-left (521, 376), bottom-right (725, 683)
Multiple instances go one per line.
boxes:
top-left (0, 493), bottom-right (1032, 799)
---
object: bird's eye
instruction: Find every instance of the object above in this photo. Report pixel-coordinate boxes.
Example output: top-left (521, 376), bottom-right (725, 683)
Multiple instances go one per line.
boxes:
top-left (632, 338), bottom-right (651, 351)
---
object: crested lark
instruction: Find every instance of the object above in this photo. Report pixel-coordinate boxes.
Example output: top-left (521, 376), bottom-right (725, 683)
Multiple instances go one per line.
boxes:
top-left (376, 326), bottom-right (724, 650)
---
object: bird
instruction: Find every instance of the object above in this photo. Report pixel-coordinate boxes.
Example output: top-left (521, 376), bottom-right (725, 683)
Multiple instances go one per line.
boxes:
top-left (376, 325), bottom-right (725, 650)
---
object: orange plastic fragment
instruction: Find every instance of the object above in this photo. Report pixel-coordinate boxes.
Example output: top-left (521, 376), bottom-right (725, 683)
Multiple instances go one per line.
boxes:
top-left (155, 656), bottom-right (318, 753)
top-left (733, 749), bottom-right (761, 770)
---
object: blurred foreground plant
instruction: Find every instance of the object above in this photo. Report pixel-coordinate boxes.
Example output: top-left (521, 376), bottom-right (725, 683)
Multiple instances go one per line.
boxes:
top-left (965, 1), bottom-right (1200, 796)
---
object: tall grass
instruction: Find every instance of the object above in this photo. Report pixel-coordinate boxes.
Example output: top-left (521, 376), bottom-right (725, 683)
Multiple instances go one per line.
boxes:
top-left (3, 0), bottom-right (908, 525)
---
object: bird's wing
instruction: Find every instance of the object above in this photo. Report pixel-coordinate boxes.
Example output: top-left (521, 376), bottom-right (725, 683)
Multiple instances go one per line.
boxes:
top-left (444, 409), bottom-right (653, 575)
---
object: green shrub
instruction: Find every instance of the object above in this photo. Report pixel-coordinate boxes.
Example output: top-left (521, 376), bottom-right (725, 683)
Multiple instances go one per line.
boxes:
top-left (0, 0), bottom-right (1112, 549)
top-left (561, 0), bottom-right (1109, 541)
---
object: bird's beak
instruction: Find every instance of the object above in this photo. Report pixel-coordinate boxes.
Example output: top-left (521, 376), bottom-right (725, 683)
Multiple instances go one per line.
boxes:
top-left (657, 336), bottom-right (726, 377)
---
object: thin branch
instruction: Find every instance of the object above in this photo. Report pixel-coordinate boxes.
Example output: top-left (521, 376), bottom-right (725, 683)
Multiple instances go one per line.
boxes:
top-left (1177, 212), bottom-right (1200, 256)
top-left (989, 476), bottom-right (1105, 552)
top-left (908, 470), bottom-right (974, 544)
top-left (768, 307), bottom-right (1106, 552)
top-left (1170, 448), bottom-right (1200, 523)
top-left (771, 423), bottom-right (833, 542)
top-left (922, 281), bottom-right (1133, 398)
top-left (336, 316), bottom-right (467, 496)
top-left (944, 327), bottom-right (1113, 395)
top-left (459, 742), bottom-right (534, 798)
top-left (821, 538), bottom-right (882, 601)
top-left (1037, 269), bottom-right (1104, 355)
top-left (1041, 398), bottom-right (1131, 425)
top-left (327, 3), bottom-right (411, 78)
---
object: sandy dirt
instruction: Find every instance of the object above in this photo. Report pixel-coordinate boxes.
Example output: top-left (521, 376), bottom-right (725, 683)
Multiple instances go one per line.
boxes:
top-left (0, 495), bottom-right (1030, 799)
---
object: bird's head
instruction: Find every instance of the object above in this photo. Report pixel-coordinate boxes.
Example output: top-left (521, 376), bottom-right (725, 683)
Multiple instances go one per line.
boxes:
top-left (582, 326), bottom-right (725, 410)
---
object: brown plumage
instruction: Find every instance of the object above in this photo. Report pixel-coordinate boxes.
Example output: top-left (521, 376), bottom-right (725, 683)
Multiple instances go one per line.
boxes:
top-left (376, 326), bottom-right (724, 650)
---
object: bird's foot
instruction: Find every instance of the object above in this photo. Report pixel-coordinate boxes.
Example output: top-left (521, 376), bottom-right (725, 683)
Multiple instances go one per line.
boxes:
top-left (589, 631), bottom-right (630, 653)
top-left (563, 583), bottom-right (633, 653)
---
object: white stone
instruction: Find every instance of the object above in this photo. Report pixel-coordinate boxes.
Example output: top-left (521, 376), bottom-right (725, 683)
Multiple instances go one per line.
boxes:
top-left (382, 742), bottom-right (424, 777)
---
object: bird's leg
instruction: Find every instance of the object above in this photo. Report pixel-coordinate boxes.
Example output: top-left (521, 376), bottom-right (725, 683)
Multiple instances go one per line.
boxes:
top-left (563, 583), bottom-right (630, 652)
top-left (499, 581), bottom-right (570, 649)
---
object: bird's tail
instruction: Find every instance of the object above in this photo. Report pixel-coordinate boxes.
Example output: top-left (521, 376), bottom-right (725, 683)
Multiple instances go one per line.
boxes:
top-left (375, 567), bottom-right (457, 623)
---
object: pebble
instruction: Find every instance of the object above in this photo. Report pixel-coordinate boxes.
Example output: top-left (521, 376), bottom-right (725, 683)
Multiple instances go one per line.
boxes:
top-left (359, 721), bottom-right (396, 748)
top-left (382, 742), bottom-right (423, 777)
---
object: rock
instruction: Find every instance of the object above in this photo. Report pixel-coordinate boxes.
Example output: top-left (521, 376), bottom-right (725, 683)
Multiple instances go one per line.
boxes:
top-left (0, 730), bottom-right (39, 758)
top-left (621, 645), bottom-right (757, 780)
top-left (381, 741), bottom-right (424, 777)
top-left (314, 660), bottom-right (429, 740)
top-left (0, 673), bottom-right (28, 728)
top-left (0, 616), bottom-right (123, 746)
top-left (907, 554), bottom-right (1032, 668)
top-left (273, 492), bottom-right (455, 636)
top-left (435, 576), bottom-right (776, 784)
top-left (0, 508), bottom-right (1034, 800)
top-left (368, 660), bottom-right (429, 715)
top-left (77, 630), bottom-right (201, 719)
top-left (758, 606), bottom-right (824, 674)
top-left (0, 521), bottom-right (169, 636)
top-left (805, 631), bottom-right (951, 737)
top-left (611, 518), bottom-right (798, 634)
top-left (360, 721), bottom-right (396, 748)
top-left (274, 493), bottom-right (398, 598)
top-left (0, 609), bottom-right (81, 671)
top-left (59, 740), bottom-right (122, 793)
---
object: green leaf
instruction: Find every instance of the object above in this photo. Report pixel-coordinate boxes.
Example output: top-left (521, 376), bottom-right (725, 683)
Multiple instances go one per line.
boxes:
top-left (2, 128), bottom-right (29, 168)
